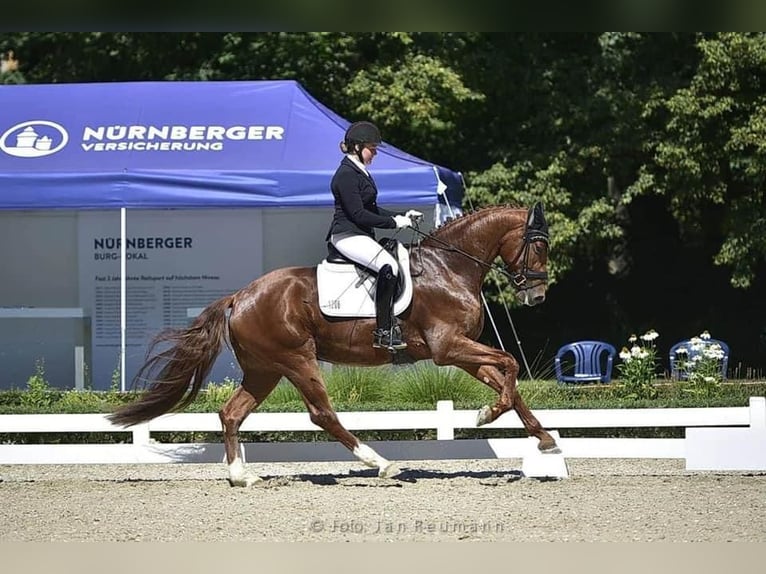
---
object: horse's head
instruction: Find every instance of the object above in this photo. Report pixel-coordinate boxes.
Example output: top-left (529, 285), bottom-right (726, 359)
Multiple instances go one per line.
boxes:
top-left (499, 202), bottom-right (550, 306)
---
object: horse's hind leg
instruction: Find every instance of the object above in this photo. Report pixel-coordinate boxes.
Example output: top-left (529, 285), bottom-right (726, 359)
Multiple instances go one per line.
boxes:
top-left (287, 361), bottom-right (398, 478)
top-left (220, 370), bottom-right (280, 487)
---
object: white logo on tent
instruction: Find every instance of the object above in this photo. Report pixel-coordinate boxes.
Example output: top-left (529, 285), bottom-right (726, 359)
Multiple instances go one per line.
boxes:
top-left (0, 120), bottom-right (69, 157)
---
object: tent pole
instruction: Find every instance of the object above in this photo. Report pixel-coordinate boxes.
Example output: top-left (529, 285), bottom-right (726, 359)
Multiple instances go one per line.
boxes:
top-left (120, 207), bottom-right (126, 392)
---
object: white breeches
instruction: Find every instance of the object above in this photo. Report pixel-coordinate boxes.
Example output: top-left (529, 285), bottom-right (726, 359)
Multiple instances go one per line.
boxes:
top-left (331, 232), bottom-right (398, 275)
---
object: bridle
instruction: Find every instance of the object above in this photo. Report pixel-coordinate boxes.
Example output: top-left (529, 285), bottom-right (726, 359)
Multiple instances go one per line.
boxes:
top-left (505, 225), bottom-right (549, 290)
top-left (408, 220), bottom-right (549, 292)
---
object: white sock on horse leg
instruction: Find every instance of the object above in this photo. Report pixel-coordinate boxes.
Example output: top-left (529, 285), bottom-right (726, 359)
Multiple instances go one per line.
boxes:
top-left (228, 457), bottom-right (261, 486)
top-left (353, 442), bottom-right (398, 477)
top-left (353, 442), bottom-right (389, 468)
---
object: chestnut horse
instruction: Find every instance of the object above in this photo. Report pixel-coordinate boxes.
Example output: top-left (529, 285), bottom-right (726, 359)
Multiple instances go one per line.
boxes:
top-left (109, 203), bottom-right (557, 486)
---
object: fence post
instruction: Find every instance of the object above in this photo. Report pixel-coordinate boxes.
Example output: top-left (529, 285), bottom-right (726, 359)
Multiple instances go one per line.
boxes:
top-left (750, 396), bottom-right (766, 429)
top-left (131, 423), bottom-right (151, 445)
top-left (436, 400), bottom-right (454, 440)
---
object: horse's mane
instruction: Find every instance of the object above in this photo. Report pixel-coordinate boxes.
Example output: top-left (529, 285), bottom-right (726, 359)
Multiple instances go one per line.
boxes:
top-left (421, 204), bottom-right (524, 245)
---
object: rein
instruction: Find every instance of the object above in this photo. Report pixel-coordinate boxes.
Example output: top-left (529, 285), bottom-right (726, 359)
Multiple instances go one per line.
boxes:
top-left (408, 223), bottom-right (549, 291)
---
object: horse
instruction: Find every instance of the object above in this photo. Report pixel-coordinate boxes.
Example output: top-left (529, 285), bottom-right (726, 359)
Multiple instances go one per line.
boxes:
top-left (108, 203), bottom-right (557, 486)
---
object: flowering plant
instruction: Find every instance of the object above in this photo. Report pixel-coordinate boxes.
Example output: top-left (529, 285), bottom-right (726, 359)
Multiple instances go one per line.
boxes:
top-left (616, 329), bottom-right (659, 399)
top-left (671, 330), bottom-right (725, 397)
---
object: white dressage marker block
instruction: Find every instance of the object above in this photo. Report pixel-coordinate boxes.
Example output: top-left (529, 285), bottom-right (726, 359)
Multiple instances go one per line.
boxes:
top-left (685, 427), bottom-right (766, 471)
top-left (521, 430), bottom-right (569, 479)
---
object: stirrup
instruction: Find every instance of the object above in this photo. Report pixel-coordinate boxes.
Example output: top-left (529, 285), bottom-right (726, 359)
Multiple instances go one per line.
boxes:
top-left (372, 328), bottom-right (407, 351)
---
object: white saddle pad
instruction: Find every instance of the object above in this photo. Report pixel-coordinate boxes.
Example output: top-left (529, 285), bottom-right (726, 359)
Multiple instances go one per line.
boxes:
top-left (317, 242), bottom-right (413, 318)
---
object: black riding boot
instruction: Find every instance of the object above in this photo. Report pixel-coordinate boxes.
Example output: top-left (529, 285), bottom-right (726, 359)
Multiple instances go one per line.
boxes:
top-left (372, 264), bottom-right (406, 351)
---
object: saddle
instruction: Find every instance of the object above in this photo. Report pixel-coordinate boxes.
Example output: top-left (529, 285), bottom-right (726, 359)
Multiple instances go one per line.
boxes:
top-left (316, 239), bottom-right (414, 318)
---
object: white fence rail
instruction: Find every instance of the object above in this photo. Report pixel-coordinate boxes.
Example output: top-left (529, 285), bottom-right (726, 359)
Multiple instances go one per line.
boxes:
top-left (0, 397), bottom-right (764, 471)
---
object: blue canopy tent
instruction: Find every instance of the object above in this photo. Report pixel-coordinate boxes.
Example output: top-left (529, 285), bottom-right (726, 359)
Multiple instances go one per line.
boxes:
top-left (0, 80), bottom-right (462, 209)
top-left (0, 80), bottom-right (463, 389)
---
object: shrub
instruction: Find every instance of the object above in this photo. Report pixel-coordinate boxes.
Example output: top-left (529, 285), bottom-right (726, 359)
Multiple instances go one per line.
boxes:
top-left (324, 365), bottom-right (390, 405)
top-left (671, 331), bottom-right (726, 398)
top-left (21, 360), bottom-right (56, 409)
top-left (616, 330), bottom-right (659, 400)
top-left (266, 380), bottom-right (303, 407)
top-left (57, 389), bottom-right (111, 412)
top-left (390, 362), bottom-right (494, 407)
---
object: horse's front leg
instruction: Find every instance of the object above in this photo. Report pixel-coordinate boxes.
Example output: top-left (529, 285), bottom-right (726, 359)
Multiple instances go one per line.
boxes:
top-left (431, 335), bottom-right (559, 453)
top-left (469, 363), bottom-right (559, 453)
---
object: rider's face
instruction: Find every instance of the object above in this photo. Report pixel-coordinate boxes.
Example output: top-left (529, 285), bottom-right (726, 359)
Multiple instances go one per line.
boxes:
top-left (361, 144), bottom-right (378, 164)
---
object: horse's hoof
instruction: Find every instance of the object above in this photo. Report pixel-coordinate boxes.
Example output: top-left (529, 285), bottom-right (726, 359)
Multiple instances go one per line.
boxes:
top-left (539, 443), bottom-right (561, 455)
top-left (379, 462), bottom-right (399, 478)
top-left (476, 406), bottom-right (493, 427)
top-left (229, 474), bottom-right (263, 487)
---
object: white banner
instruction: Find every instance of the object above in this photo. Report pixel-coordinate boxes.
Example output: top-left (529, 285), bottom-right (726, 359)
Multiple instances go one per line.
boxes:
top-left (77, 209), bottom-right (263, 390)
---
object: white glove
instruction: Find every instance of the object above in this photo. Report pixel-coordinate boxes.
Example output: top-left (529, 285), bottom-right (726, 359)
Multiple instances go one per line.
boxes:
top-left (405, 210), bottom-right (424, 222)
top-left (393, 214), bottom-right (412, 229)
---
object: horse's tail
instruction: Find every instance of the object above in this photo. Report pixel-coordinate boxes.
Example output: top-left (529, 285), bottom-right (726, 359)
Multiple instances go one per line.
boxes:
top-left (107, 294), bottom-right (235, 428)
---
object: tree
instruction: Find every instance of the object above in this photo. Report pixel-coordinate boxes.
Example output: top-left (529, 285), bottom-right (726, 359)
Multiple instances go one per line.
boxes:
top-left (2, 32), bottom-right (763, 290)
top-left (628, 33), bottom-right (766, 288)
top-left (0, 50), bottom-right (24, 84)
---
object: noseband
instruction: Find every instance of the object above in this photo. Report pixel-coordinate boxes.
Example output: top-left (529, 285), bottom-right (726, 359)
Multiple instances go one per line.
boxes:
top-left (505, 226), bottom-right (549, 291)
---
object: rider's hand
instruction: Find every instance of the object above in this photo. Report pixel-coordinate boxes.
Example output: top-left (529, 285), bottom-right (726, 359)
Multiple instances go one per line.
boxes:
top-left (405, 210), bottom-right (424, 222)
top-left (393, 214), bottom-right (412, 229)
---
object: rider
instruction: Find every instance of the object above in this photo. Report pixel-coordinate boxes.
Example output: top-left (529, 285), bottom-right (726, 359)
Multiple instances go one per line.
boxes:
top-left (325, 120), bottom-right (422, 351)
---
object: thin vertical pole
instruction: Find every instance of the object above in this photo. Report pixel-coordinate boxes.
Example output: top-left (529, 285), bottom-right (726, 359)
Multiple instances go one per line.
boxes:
top-left (74, 346), bottom-right (84, 391)
top-left (457, 173), bottom-right (534, 381)
top-left (120, 207), bottom-right (126, 392)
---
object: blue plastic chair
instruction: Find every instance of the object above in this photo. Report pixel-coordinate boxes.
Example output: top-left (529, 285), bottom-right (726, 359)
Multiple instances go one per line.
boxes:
top-left (555, 340), bottom-right (617, 384)
top-left (669, 338), bottom-right (730, 380)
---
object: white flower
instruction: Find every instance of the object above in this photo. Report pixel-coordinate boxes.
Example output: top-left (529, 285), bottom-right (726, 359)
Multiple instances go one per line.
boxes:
top-left (690, 338), bottom-right (705, 352)
top-left (628, 334), bottom-right (637, 343)
top-left (675, 347), bottom-right (688, 356)
top-left (641, 329), bottom-right (659, 342)
top-left (630, 346), bottom-right (649, 360)
top-left (704, 346), bottom-right (725, 360)
top-left (700, 330), bottom-right (711, 340)
top-left (619, 348), bottom-right (631, 361)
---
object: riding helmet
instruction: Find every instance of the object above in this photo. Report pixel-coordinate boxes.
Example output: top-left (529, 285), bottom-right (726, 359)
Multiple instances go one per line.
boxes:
top-left (344, 121), bottom-right (382, 148)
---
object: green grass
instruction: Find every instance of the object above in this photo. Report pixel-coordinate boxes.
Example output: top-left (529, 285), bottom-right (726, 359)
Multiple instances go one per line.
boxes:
top-left (1, 362), bottom-right (763, 415)
top-left (1, 364), bottom-right (763, 444)
top-left (388, 362), bottom-right (495, 408)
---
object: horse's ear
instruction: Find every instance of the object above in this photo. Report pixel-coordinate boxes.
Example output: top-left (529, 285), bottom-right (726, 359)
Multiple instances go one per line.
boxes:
top-left (528, 202), bottom-right (548, 232)
top-left (527, 201), bottom-right (545, 225)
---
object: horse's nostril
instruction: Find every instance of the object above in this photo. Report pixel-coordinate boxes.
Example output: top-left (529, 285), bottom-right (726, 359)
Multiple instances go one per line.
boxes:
top-left (534, 294), bottom-right (546, 304)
